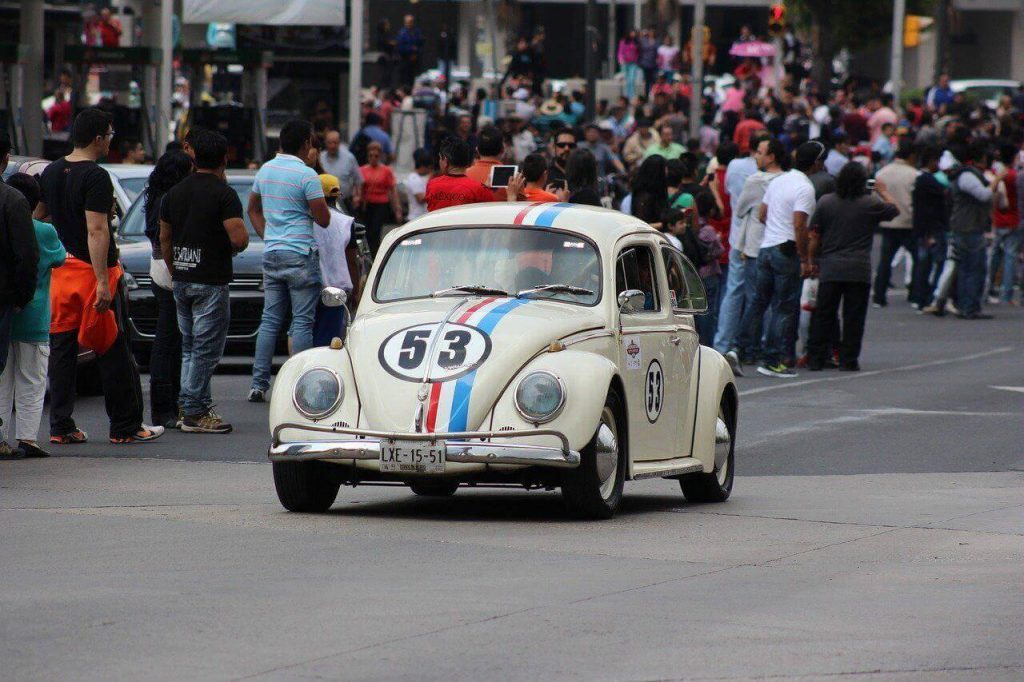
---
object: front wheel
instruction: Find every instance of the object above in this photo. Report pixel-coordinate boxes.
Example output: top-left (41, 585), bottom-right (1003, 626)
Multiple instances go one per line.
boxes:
top-left (561, 389), bottom-right (626, 519)
top-left (273, 461), bottom-right (340, 512)
top-left (680, 398), bottom-right (735, 503)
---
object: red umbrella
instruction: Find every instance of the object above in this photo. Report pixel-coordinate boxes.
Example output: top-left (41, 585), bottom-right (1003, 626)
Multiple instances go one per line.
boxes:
top-left (728, 41), bottom-right (776, 58)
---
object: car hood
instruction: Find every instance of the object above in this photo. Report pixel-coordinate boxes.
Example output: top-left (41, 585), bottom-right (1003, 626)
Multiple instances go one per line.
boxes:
top-left (117, 235), bottom-right (266, 276)
top-left (348, 297), bottom-right (605, 433)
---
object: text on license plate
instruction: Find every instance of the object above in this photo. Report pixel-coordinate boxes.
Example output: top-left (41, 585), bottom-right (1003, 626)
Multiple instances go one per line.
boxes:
top-left (380, 441), bottom-right (446, 473)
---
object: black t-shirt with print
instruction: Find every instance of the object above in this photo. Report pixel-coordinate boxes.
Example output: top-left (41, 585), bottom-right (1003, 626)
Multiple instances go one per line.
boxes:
top-left (38, 158), bottom-right (119, 266)
top-left (159, 172), bottom-right (243, 285)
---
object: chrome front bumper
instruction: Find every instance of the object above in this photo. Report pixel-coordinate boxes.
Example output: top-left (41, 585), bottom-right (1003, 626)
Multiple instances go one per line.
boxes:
top-left (268, 422), bottom-right (581, 469)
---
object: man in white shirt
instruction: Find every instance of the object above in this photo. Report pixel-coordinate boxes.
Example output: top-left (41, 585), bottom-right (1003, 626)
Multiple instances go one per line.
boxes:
top-left (402, 148), bottom-right (432, 222)
top-left (742, 142), bottom-right (818, 378)
top-left (312, 174), bottom-right (362, 347)
top-left (508, 114), bottom-right (536, 164)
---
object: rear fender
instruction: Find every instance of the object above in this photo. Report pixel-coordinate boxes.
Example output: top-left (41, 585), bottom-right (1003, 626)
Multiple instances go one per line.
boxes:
top-left (691, 347), bottom-right (737, 472)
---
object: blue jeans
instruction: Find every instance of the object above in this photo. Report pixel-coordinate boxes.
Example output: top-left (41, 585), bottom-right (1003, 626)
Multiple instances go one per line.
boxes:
top-left (952, 232), bottom-right (987, 317)
top-left (622, 62), bottom-right (639, 99)
top-left (873, 228), bottom-right (916, 305)
top-left (697, 274), bottom-right (721, 346)
top-left (740, 244), bottom-right (800, 366)
top-left (252, 249), bottom-right (322, 392)
top-left (988, 228), bottom-right (1021, 302)
top-left (911, 233), bottom-right (946, 307)
top-left (174, 282), bottom-right (230, 417)
top-left (713, 248), bottom-right (757, 354)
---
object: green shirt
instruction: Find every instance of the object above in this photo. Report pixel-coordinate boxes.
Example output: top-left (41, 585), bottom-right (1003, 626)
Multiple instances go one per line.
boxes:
top-left (643, 142), bottom-right (685, 160)
top-left (12, 220), bottom-right (66, 343)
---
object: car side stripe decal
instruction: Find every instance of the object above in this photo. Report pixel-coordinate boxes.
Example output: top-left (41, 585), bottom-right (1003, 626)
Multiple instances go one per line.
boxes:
top-left (424, 297), bottom-right (499, 433)
top-left (447, 298), bottom-right (529, 432)
top-left (531, 202), bottom-right (574, 228)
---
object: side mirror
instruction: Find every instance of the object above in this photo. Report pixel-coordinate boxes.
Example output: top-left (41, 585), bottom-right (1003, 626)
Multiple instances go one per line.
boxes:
top-left (617, 289), bottom-right (646, 314)
top-left (321, 286), bottom-right (348, 308)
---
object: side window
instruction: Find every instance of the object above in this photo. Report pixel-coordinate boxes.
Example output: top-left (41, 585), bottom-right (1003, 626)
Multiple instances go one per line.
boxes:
top-left (616, 245), bottom-right (660, 313)
top-left (662, 247), bottom-right (707, 312)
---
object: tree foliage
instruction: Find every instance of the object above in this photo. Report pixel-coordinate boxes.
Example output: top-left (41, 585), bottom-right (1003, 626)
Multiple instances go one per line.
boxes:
top-left (789, 0), bottom-right (934, 55)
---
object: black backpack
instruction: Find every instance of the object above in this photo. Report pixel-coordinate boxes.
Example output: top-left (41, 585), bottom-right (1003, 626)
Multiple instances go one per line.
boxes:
top-left (349, 130), bottom-right (372, 165)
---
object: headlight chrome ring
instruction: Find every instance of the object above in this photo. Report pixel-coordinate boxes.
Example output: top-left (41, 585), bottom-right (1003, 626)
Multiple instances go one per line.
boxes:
top-left (292, 367), bottom-right (344, 419)
top-left (514, 370), bottom-right (566, 424)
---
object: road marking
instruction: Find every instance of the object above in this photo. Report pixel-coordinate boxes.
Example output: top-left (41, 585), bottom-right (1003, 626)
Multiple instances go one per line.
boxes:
top-left (852, 407), bottom-right (1020, 417)
top-left (991, 385), bottom-right (1024, 394)
top-left (739, 346), bottom-right (1014, 397)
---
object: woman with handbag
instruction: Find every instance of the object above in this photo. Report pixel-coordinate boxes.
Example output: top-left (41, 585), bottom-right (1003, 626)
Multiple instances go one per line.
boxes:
top-left (143, 150), bottom-right (194, 428)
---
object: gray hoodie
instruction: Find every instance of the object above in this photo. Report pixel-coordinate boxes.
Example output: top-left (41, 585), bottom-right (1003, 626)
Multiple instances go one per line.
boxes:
top-left (731, 170), bottom-right (782, 258)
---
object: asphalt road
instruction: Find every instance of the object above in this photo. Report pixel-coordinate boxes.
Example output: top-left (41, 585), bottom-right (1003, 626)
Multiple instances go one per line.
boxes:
top-left (2, 290), bottom-right (1023, 681)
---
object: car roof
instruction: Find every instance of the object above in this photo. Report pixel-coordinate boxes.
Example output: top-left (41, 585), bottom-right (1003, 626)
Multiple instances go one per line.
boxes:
top-left (949, 79), bottom-right (1021, 90)
top-left (100, 164), bottom-right (155, 178)
top-left (396, 202), bottom-right (658, 250)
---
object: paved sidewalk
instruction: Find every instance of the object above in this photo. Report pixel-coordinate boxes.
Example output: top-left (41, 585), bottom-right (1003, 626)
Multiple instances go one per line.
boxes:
top-left (2, 458), bottom-right (1022, 681)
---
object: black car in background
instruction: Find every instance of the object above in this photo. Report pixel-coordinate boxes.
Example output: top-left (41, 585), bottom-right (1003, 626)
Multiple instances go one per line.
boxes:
top-left (116, 173), bottom-right (286, 365)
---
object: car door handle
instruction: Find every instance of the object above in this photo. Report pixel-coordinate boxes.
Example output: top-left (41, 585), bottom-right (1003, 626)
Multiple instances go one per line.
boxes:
top-left (669, 336), bottom-right (681, 346)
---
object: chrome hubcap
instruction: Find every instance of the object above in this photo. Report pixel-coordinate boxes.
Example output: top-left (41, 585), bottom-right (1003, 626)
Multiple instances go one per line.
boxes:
top-left (714, 408), bottom-right (731, 486)
top-left (595, 407), bottom-right (619, 499)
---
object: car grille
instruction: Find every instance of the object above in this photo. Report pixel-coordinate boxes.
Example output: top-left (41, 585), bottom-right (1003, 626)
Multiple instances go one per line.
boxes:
top-left (130, 273), bottom-right (262, 291)
top-left (133, 317), bottom-right (260, 337)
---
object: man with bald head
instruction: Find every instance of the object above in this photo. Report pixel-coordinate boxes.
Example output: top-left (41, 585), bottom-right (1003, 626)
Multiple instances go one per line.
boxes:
top-left (319, 130), bottom-right (362, 214)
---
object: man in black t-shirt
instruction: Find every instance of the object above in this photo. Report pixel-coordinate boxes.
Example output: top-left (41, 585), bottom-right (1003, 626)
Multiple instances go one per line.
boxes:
top-left (160, 129), bottom-right (248, 434)
top-left (36, 107), bottom-right (162, 445)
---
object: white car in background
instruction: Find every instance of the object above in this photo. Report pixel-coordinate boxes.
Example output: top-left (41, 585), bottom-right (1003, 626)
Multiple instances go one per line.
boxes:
top-left (100, 164), bottom-right (153, 218)
top-left (268, 203), bottom-right (738, 518)
top-left (949, 79), bottom-right (1021, 109)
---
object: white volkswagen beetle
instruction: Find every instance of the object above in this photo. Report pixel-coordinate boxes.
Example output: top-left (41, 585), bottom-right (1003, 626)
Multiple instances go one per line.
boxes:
top-left (268, 203), bottom-right (737, 518)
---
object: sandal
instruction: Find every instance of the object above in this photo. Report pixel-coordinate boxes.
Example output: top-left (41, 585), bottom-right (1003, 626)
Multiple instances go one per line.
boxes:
top-left (50, 430), bottom-right (89, 445)
top-left (110, 425), bottom-right (165, 444)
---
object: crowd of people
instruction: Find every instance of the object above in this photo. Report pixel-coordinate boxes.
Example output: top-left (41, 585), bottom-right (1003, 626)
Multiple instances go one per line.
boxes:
top-left (2, 18), bottom-right (1023, 456)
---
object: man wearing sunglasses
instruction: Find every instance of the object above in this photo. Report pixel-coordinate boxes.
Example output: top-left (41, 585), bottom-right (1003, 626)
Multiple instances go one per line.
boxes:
top-left (547, 130), bottom-right (577, 187)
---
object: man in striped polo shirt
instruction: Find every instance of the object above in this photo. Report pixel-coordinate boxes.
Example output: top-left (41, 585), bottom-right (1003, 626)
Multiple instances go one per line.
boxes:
top-left (247, 119), bottom-right (331, 402)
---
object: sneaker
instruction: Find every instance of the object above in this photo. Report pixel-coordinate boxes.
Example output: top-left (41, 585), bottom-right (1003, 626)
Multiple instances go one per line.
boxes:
top-left (155, 408), bottom-right (183, 430)
top-left (16, 441), bottom-right (50, 458)
top-left (757, 363), bottom-right (798, 378)
top-left (0, 441), bottom-right (25, 461)
top-left (110, 425), bottom-right (165, 444)
top-left (181, 410), bottom-right (233, 434)
top-left (871, 301), bottom-right (886, 309)
top-left (946, 301), bottom-right (960, 316)
top-left (987, 296), bottom-right (1000, 305)
top-left (838, 361), bottom-right (861, 372)
top-left (247, 388), bottom-right (267, 403)
top-left (50, 429), bottom-right (88, 445)
top-left (724, 350), bottom-right (744, 377)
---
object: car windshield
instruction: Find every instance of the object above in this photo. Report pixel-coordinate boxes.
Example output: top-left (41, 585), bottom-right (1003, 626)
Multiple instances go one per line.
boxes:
top-left (374, 227), bottom-right (602, 306)
top-left (118, 180), bottom-right (258, 237)
top-left (116, 177), bottom-right (149, 203)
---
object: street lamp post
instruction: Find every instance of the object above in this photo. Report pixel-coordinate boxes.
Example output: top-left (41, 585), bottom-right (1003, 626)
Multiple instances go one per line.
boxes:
top-left (347, 0), bottom-right (364, 142)
top-left (689, 0), bottom-right (705, 141)
top-left (890, 0), bottom-right (906, 108)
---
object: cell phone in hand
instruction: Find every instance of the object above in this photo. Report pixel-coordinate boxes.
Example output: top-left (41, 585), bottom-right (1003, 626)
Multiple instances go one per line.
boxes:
top-left (489, 165), bottom-right (518, 188)
top-left (552, 179), bottom-right (568, 191)
top-left (866, 178), bottom-right (876, 191)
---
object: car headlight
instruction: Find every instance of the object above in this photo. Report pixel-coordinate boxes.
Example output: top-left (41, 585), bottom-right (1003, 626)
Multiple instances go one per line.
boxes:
top-left (292, 367), bottom-right (344, 419)
top-left (123, 270), bottom-right (139, 290)
top-left (514, 371), bottom-right (566, 423)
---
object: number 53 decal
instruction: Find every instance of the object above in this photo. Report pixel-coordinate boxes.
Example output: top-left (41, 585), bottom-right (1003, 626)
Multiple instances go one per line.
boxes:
top-left (378, 323), bottom-right (493, 382)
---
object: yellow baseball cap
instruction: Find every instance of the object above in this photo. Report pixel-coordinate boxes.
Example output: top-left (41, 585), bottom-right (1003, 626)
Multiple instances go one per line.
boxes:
top-left (319, 173), bottom-right (341, 197)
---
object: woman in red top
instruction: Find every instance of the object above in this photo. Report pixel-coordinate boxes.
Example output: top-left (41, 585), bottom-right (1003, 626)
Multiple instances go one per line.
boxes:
top-left (359, 142), bottom-right (403, 257)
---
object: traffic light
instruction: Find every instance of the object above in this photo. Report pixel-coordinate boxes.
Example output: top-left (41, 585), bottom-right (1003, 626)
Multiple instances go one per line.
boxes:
top-left (768, 3), bottom-right (785, 38)
top-left (904, 15), bottom-right (921, 48)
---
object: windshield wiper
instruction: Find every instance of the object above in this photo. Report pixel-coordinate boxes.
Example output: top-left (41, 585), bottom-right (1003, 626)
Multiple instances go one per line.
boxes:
top-left (517, 283), bottom-right (595, 298)
top-left (431, 284), bottom-right (510, 298)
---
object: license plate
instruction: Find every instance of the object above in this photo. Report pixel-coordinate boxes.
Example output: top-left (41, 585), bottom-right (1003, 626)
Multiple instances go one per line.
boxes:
top-left (380, 440), bottom-right (446, 473)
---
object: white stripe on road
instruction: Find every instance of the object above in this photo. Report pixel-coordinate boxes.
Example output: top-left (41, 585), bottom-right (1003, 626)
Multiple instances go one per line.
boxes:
top-left (991, 386), bottom-right (1024, 394)
top-left (851, 407), bottom-right (1020, 417)
top-left (738, 347), bottom-right (1014, 397)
